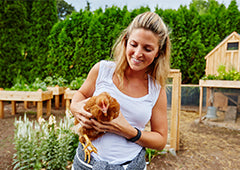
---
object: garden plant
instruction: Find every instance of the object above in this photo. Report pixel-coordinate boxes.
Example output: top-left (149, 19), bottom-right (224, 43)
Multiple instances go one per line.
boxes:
top-left (13, 110), bottom-right (79, 170)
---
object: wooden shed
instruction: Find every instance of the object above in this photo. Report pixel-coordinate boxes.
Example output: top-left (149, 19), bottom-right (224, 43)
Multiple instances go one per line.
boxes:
top-left (205, 31), bottom-right (240, 75)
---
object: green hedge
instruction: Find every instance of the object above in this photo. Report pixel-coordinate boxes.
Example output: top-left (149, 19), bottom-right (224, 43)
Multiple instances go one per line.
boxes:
top-left (46, 7), bottom-right (134, 82)
top-left (1, 0), bottom-right (240, 88)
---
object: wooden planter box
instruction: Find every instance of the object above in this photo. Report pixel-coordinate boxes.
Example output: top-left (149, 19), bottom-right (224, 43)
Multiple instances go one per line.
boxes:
top-left (64, 88), bottom-right (77, 111)
top-left (199, 80), bottom-right (240, 88)
top-left (199, 80), bottom-right (240, 122)
top-left (0, 89), bottom-right (53, 119)
top-left (47, 86), bottom-right (66, 109)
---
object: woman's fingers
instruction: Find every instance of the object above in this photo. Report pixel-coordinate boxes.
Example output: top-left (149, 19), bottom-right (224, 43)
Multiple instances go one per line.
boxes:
top-left (79, 98), bottom-right (92, 118)
top-left (91, 119), bottom-right (110, 133)
top-left (79, 117), bottom-right (93, 129)
top-left (90, 112), bottom-right (134, 139)
top-left (73, 98), bottom-right (93, 128)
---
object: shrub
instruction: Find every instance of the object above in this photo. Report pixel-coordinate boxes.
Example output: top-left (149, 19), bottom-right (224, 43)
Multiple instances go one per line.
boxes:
top-left (5, 77), bottom-right (47, 91)
top-left (202, 65), bottom-right (240, 81)
top-left (68, 76), bottom-right (86, 90)
top-left (44, 76), bottom-right (68, 87)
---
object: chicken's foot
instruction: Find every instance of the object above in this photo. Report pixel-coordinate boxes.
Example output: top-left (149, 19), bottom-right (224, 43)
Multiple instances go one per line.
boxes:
top-left (81, 134), bottom-right (98, 163)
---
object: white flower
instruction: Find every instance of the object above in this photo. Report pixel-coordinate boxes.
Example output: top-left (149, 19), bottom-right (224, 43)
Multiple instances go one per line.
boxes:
top-left (48, 115), bottom-right (56, 126)
top-left (34, 122), bottom-right (41, 131)
top-left (65, 109), bottom-right (73, 119)
top-left (38, 116), bottom-right (46, 125)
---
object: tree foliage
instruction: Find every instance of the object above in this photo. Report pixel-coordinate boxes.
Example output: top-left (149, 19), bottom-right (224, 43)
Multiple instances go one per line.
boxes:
top-left (0, 0), bottom-right (240, 87)
top-left (27, 0), bottom-right (58, 81)
top-left (0, 0), bottom-right (28, 87)
top-left (57, 0), bottom-right (75, 20)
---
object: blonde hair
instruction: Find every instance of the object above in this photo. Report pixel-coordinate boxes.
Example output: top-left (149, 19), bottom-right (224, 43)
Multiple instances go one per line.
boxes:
top-left (112, 11), bottom-right (171, 89)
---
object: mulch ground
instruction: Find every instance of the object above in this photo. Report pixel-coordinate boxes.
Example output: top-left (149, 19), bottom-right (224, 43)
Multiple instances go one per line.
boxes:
top-left (0, 102), bottom-right (240, 170)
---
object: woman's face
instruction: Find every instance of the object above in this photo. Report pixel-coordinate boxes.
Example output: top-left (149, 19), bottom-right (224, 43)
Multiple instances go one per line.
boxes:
top-left (126, 28), bottom-right (159, 72)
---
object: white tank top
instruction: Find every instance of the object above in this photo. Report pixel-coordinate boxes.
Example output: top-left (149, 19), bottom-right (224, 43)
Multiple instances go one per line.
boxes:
top-left (91, 60), bottom-right (161, 164)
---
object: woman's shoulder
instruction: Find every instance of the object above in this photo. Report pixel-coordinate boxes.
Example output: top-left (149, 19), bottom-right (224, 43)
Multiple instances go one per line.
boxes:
top-left (99, 60), bottom-right (115, 67)
top-left (94, 60), bottom-right (115, 82)
top-left (148, 75), bottom-right (161, 104)
top-left (90, 60), bottom-right (115, 72)
top-left (98, 60), bottom-right (116, 72)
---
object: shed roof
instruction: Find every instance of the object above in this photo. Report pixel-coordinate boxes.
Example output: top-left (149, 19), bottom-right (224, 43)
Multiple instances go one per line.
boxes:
top-left (205, 31), bottom-right (240, 60)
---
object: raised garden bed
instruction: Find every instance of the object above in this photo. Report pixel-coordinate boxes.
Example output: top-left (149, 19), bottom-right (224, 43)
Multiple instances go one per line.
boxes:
top-left (199, 79), bottom-right (240, 88)
top-left (0, 89), bottom-right (53, 119)
top-left (47, 85), bottom-right (66, 109)
top-left (64, 88), bottom-right (77, 111)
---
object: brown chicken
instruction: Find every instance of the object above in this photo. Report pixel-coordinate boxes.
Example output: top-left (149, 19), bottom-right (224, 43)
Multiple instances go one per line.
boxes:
top-left (74, 92), bottom-right (120, 163)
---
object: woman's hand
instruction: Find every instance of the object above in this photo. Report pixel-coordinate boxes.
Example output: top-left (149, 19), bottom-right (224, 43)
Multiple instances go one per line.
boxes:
top-left (90, 112), bottom-right (137, 139)
top-left (70, 98), bottom-right (93, 129)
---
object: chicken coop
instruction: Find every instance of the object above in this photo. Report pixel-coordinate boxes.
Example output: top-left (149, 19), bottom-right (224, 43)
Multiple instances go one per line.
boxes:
top-left (205, 31), bottom-right (240, 75)
top-left (199, 31), bottom-right (240, 122)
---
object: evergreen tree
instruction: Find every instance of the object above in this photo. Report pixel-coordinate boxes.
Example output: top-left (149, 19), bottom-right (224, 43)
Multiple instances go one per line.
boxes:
top-left (1, 1), bottom-right (240, 87)
top-left (98, 6), bottom-right (129, 58)
top-left (47, 10), bottom-right (93, 81)
top-left (226, 0), bottom-right (240, 34)
top-left (0, 0), bottom-right (28, 87)
top-left (170, 5), bottom-right (189, 83)
top-left (57, 0), bottom-right (75, 20)
top-left (187, 30), bottom-right (206, 83)
top-left (22, 0), bottom-right (34, 21)
top-left (190, 0), bottom-right (208, 14)
top-left (46, 20), bottom-right (66, 77)
top-left (121, 6), bottom-right (132, 27)
top-left (213, 4), bottom-right (228, 40)
top-left (27, 0), bottom-right (58, 82)
top-left (170, 5), bottom-right (206, 83)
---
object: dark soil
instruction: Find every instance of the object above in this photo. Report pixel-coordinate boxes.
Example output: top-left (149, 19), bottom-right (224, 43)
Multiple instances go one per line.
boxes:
top-left (0, 102), bottom-right (240, 170)
top-left (148, 110), bottom-right (240, 170)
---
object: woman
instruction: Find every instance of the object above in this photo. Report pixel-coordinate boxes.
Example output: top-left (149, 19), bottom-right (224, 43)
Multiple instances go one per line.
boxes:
top-left (70, 11), bottom-right (171, 170)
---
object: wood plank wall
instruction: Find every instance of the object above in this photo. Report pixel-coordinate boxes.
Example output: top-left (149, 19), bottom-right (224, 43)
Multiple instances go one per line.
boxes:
top-left (205, 32), bottom-right (240, 75)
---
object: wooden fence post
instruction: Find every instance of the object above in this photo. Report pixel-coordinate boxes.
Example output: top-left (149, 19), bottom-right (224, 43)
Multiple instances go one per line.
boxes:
top-left (168, 69), bottom-right (181, 151)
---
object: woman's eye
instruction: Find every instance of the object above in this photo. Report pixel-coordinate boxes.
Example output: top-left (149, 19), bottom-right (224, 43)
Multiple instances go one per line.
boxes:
top-left (130, 43), bottom-right (137, 47)
top-left (145, 48), bottom-right (152, 52)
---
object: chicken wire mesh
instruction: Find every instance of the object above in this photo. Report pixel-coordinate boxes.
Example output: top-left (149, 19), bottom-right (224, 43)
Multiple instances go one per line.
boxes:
top-left (165, 85), bottom-right (240, 147)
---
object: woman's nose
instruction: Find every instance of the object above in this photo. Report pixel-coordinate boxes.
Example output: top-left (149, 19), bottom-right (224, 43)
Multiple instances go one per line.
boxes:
top-left (134, 47), bottom-right (143, 57)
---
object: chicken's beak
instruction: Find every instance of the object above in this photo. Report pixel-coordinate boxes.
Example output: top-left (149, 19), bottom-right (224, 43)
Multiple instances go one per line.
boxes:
top-left (103, 111), bottom-right (107, 117)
